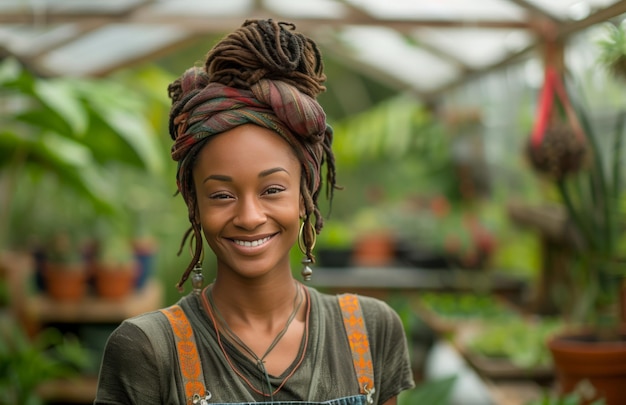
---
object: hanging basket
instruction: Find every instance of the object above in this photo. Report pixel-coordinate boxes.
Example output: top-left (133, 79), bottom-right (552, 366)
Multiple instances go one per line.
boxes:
top-left (526, 67), bottom-right (590, 180)
top-left (526, 123), bottom-right (589, 180)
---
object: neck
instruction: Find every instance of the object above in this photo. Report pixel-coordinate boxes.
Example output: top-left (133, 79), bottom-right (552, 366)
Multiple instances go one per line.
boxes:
top-left (210, 275), bottom-right (301, 326)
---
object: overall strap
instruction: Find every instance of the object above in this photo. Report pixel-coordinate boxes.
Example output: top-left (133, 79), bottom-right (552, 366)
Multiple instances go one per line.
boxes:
top-left (338, 294), bottom-right (375, 404)
top-left (160, 305), bottom-right (212, 405)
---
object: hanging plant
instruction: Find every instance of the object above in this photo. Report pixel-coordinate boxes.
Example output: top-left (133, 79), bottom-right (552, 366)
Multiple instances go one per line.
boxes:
top-left (526, 66), bottom-right (590, 180)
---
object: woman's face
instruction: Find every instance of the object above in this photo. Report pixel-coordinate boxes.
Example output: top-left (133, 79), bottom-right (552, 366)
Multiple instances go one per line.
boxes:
top-left (193, 124), bottom-right (303, 279)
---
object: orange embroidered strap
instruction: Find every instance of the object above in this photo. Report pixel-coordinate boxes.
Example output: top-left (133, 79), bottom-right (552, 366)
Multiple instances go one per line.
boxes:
top-left (338, 294), bottom-right (375, 404)
top-left (160, 305), bottom-right (212, 405)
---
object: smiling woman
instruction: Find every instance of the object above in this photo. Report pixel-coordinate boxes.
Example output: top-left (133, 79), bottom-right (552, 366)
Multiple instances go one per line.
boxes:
top-left (94, 19), bottom-right (415, 405)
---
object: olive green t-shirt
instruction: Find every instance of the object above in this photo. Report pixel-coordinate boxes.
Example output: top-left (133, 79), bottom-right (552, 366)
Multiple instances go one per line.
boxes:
top-left (94, 287), bottom-right (414, 404)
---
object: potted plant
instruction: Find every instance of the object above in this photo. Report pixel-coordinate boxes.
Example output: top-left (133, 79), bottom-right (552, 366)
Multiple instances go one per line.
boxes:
top-left (40, 231), bottom-right (89, 303)
top-left (526, 22), bottom-right (626, 404)
top-left (93, 233), bottom-right (138, 300)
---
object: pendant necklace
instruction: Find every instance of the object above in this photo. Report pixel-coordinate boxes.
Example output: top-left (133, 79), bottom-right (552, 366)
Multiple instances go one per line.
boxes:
top-left (202, 282), bottom-right (310, 400)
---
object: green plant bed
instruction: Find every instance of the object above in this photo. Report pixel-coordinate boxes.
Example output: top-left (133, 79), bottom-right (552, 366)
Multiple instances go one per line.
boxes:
top-left (458, 317), bottom-right (564, 380)
top-left (414, 292), bottom-right (519, 335)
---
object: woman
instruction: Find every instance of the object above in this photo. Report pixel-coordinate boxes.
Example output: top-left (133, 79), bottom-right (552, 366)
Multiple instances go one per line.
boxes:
top-left (95, 19), bottom-right (414, 405)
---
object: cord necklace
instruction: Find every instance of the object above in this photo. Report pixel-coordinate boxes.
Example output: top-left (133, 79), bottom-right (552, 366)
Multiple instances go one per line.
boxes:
top-left (202, 282), bottom-right (310, 399)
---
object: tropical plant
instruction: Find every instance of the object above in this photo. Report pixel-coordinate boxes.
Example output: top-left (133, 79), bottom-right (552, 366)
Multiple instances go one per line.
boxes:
top-left (555, 94), bottom-right (626, 334)
top-left (0, 57), bottom-right (165, 251)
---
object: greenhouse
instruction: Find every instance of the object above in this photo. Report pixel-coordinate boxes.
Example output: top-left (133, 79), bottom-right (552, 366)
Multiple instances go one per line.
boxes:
top-left (1, 1), bottom-right (626, 404)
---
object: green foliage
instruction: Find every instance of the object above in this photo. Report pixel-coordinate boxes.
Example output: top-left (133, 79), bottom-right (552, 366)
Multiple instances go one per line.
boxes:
top-left (466, 317), bottom-right (563, 369)
top-left (333, 94), bottom-right (448, 164)
top-left (0, 57), bottom-right (166, 249)
top-left (557, 76), bottom-right (626, 328)
top-left (596, 21), bottom-right (626, 82)
top-left (417, 292), bottom-right (516, 321)
top-left (399, 375), bottom-right (457, 405)
top-left (526, 380), bottom-right (606, 405)
top-left (0, 314), bottom-right (89, 405)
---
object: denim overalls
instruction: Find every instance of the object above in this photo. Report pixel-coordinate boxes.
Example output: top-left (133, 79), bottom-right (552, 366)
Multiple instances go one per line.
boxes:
top-left (161, 294), bottom-right (374, 405)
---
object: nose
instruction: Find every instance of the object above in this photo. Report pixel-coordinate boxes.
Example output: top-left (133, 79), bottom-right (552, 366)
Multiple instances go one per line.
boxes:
top-left (232, 195), bottom-right (266, 230)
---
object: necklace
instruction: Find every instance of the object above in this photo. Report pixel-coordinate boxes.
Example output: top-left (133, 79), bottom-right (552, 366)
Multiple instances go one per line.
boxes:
top-left (201, 282), bottom-right (310, 399)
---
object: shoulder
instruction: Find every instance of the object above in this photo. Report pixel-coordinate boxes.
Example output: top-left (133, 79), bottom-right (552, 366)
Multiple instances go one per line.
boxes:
top-left (110, 294), bottom-right (198, 348)
top-left (308, 288), bottom-right (403, 332)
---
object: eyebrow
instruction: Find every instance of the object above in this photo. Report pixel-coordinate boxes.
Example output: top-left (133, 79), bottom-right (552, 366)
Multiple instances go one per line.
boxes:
top-left (202, 167), bottom-right (288, 184)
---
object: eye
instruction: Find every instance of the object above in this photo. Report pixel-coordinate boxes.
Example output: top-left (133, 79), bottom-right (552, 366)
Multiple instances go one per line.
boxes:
top-left (264, 186), bottom-right (285, 195)
top-left (209, 192), bottom-right (233, 200)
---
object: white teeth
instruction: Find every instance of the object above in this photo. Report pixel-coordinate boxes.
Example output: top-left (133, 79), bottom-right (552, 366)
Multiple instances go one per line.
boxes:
top-left (234, 236), bottom-right (270, 247)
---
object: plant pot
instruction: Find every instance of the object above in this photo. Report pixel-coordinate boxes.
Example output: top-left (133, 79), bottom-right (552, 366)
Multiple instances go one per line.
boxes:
top-left (351, 232), bottom-right (396, 267)
top-left (43, 263), bottom-right (88, 302)
top-left (547, 331), bottom-right (626, 405)
top-left (94, 263), bottom-right (137, 300)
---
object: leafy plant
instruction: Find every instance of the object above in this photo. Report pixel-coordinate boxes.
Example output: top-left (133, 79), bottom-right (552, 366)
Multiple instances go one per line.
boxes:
top-left (0, 58), bottom-right (164, 250)
top-left (556, 74), bottom-right (626, 334)
top-left (526, 380), bottom-right (607, 405)
top-left (466, 317), bottom-right (563, 369)
top-left (597, 20), bottom-right (626, 83)
top-left (0, 313), bottom-right (89, 405)
top-left (399, 375), bottom-right (457, 405)
top-left (417, 292), bottom-right (516, 322)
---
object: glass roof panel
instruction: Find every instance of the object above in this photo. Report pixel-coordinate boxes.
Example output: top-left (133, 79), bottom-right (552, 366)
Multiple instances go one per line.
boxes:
top-left (346, 0), bottom-right (526, 21)
top-left (50, 0), bottom-right (145, 14)
top-left (41, 24), bottom-right (188, 76)
top-left (264, 0), bottom-right (348, 19)
top-left (0, 24), bottom-right (80, 56)
top-left (5, 0), bottom-right (149, 14)
top-left (523, 0), bottom-right (623, 20)
top-left (414, 27), bottom-right (533, 69)
top-left (340, 26), bottom-right (460, 92)
top-left (151, 0), bottom-right (253, 16)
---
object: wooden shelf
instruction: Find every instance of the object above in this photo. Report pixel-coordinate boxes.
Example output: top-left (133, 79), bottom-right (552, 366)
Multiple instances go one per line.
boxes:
top-left (25, 279), bottom-right (163, 325)
top-left (38, 376), bottom-right (99, 404)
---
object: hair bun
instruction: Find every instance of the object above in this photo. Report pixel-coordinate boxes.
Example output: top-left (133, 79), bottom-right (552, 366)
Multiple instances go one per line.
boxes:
top-left (205, 19), bottom-right (326, 98)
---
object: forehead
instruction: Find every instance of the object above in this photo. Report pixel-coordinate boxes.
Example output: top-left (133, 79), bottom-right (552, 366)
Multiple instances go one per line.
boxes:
top-left (194, 124), bottom-right (300, 172)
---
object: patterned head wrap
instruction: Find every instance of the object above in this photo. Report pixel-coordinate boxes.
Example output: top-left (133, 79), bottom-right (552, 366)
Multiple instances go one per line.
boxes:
top-left (167, 19), bottom-right (337, 289)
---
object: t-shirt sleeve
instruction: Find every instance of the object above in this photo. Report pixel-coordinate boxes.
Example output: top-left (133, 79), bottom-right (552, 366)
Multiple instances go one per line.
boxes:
top-left (94, 319), bottom-right (164, 404)
top-left (360, 296), bottom-right (416, 404)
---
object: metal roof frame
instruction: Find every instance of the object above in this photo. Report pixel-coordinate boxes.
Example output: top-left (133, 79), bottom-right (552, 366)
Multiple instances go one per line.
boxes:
top-left (1, 0), bottom-right (625, 102)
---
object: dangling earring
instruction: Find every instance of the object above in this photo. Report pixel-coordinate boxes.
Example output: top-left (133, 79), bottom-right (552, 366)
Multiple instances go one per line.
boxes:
top-left (298, 220), bottom-right (316, 281)
top-left (190, 232), bottom-right (205, 295)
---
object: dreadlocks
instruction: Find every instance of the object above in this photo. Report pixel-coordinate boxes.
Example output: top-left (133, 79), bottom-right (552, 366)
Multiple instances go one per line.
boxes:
top-left (168, 19), bottom-right (338, 291)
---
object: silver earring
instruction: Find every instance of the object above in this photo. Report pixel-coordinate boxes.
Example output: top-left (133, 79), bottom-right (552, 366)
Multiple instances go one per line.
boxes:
top-left (301, 258), bottom-right (313, 281)
top-left (190, 233), bottom-right (205, 295)
top-left (298, 220), bottom-right (316, 282)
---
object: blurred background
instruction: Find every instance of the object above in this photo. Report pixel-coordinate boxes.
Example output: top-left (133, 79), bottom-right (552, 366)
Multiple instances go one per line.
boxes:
top-left (1, 1), bottom-right (626, 404)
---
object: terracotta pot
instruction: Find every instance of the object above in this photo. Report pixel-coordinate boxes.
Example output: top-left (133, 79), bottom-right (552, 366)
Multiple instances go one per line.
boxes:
top-left (43, 263), bottom-right (88, 302)
top-left (351, 232), bottom-right (396, 267)
top-left (548, 332), bottom-right (626, 405)
top-left (94, 263), bottom-right (137, 300)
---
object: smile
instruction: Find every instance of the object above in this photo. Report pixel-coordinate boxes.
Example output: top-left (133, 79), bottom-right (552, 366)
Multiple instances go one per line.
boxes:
top-left (233, 236), bottom-right (271, 247)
